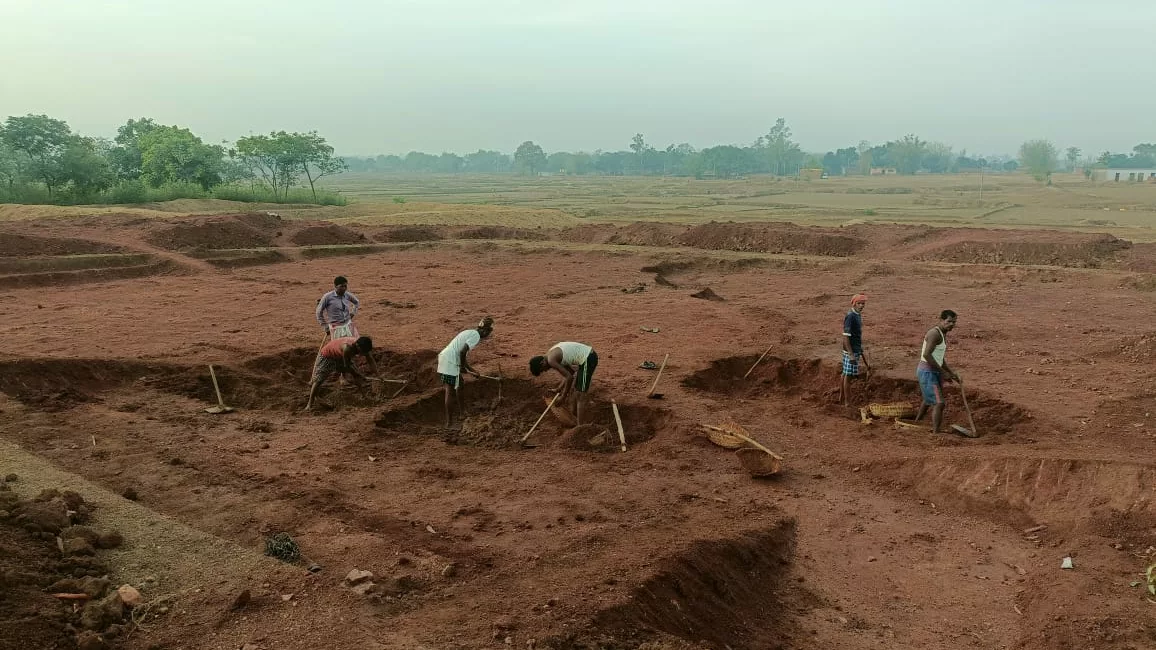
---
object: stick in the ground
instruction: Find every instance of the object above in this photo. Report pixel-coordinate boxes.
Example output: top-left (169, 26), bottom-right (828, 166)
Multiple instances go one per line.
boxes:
top-left (647, 353), bottom-right (669, 396)
top-left (496, 363), bottom-right (503, 407)
top-left (389, 380), bottom-right (409, 399)
top-left (959, 379), bottom-right (978, 436)
top-left (521, 393), bottom-right (558, 445)
top-left (611, 400), bottom-right (627, 452)
top-left (744, 345), bottom-right (774, 379)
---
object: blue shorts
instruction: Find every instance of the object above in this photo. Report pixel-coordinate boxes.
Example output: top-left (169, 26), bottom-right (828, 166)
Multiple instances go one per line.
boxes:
top-left (842, 351), bottom-right (860, 376)
top-left (440, 373), bottom-right (461, 389)
top-left (917, 367), bottom-right (943, 405)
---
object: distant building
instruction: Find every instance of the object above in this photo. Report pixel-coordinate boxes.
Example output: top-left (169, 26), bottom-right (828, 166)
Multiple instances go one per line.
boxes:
top-left (870, 167), bottom-right (898, 176)
top-left (1091, 168), bottom-right (1156, 182)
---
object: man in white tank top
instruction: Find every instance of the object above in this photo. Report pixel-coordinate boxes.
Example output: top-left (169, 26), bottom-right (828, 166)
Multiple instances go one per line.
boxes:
top-left (529, 342), bottom-right (599, 425)
top-left (437, 317), bottom-right (494, 428)
top-left (914, 310), bottom-right (960, 433)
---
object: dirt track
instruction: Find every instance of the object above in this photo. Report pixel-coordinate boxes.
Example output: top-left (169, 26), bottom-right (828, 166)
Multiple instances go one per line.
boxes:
top-left (1, 212), bottom-right (1155, 649)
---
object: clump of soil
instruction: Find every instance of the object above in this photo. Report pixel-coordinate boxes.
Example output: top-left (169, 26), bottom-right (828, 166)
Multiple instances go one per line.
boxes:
top-left (0, 489), bottom-right (130, 650)
top-left (0, 233), bottom-right (123, 257)
top-left (290, 224), bottom-right (367, 246)
top-left (448, 413), bottom-right (532, 448)
top-left (454, 226), bottom-right (548, 241)
top-left (690, 288), bottom-right (725, 302)
top-left (145, 214), bottom-right (276, 251)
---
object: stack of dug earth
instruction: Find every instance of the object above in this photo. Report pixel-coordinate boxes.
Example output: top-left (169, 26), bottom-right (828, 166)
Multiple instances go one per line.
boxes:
top-left (701, 421), bottom-right (784, 477)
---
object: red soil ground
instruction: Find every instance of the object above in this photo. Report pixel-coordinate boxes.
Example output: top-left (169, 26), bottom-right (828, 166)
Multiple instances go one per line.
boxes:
top-left (0, 214), bottom-right (1154, 649)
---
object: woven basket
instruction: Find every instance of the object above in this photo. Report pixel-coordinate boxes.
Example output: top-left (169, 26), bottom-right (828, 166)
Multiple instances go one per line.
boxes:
top-left (736, 448), bottom-right (782, 477)
top-left (544, 397), bottom-right (577, 427)
top-left (868, 402), bottom-right (916, 419)
top-left (703, 422), bottom-right (748, 449)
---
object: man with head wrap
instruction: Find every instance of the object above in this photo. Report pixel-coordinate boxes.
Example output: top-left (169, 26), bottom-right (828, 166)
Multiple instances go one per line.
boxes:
top-left (840, 293), bottom-right (870, 406)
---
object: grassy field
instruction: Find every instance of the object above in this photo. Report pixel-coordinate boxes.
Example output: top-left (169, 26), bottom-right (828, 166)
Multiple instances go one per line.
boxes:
top-left (3, 172), bottom-right (1155, 240)
top-left (322, 171), bottom-right (1156, 238)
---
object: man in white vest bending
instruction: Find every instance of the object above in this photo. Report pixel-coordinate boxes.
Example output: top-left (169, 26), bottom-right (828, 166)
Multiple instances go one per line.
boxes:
top-left (530, 342), bottom-right (599, 426)
top-left (914, 310), bottom-right (960, 433)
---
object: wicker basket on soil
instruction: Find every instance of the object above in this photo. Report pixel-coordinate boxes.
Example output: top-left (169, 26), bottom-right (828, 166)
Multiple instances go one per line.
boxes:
top-left (544, 397), bottom-right (578, 427)
top-left (867, 402), bottom-right (916, 419)
top-left (701, 421), bottom-right (784, 477)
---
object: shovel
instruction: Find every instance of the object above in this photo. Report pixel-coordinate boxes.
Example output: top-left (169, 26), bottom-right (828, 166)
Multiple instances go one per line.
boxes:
top-left (520, 393), bottom-right (559, 447)
top-left (204, 365), bottom-right (234, 414)
top-left (647, 353), bottom-right (669, 399)
top-left (951, 379), bottom-right (979, 438)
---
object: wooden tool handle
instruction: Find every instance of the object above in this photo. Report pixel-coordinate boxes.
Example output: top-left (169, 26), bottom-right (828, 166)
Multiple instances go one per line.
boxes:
top-left (648, 353), bottom-right (669, 395)
top-left (208, 365), bottom-right (225, 408)
top-left (959, 383), bottom-right (978, 436)
top-left (728, 428), bottom-right (784, 460)
top-left (744, 345), bottom-right (774, 379)
top-left (521, 393), bottom-right (558, 444)
top-left (611, 400), bottom-right (627, 452)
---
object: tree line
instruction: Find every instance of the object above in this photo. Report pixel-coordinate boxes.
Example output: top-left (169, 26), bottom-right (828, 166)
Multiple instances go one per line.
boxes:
top-left (0, 114), bottom-right (347, 205)
top-left (345, 119), bottom-right (1153, 182)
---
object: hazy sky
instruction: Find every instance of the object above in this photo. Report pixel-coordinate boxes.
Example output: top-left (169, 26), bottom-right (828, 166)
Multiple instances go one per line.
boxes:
top-left (2, 0), bottom-right (1153, 156)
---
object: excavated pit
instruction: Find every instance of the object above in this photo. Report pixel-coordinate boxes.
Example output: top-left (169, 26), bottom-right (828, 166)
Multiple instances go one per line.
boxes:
top-left (550, 519), bottom-right (804, 650)
top-left (375, 378), bottom-right (667, 450)
top-left (0, 349), bottom-right (437, 413)
top-left (683, 355), bottom-right (1033, 434)
top-left (862, 455), bottom-right (1156, 537)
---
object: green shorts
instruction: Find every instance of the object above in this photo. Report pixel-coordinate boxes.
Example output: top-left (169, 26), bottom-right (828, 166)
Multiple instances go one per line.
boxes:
top-left (575, 350), bottom-right (598, 393)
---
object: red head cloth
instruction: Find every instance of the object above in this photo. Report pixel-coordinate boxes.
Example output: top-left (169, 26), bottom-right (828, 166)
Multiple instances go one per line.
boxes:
top-left (851, 293), bottom-right (867, 305)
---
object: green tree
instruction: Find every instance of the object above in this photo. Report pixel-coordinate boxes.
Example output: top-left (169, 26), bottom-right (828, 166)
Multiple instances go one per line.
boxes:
top-left (58, 137), bottom-right (114, 196)
top-left (235, 132), bottom-right (303, 199)
top-left (139, 126), bottom-right (225, 190)
top-left (294, 131), bottom-right (346, 199)
top-left (887, 134), bottom-right (927, 174)
top-left (0, 140), bottom-right (24, 193)
top-left (514, 141), bottom-right (546, 176)
top-left (0, 114), bottom-right (74, 195)
top-left (1019, 139), bottom-right (1058, 182)
top-left (1065, 146), bottom-right (1081, 172)
top-left (759, 118), bottom-right (803, 175)
top-left (110, 117), bottom-right (160, 179)
top-left (922, 142), bottom-right (955, 174)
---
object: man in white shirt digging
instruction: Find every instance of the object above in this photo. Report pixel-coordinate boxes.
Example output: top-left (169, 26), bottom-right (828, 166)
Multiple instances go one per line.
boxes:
top-left (437, 317), bottom-right (494, 428)
top-left (529, 341), bottom-right (599, 426)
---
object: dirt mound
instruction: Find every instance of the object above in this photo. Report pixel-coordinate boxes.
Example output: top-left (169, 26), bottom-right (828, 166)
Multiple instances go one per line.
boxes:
top-left (0, 489), bottom-right (129, 650)
top-left (0, 232), bottom-right (124, 257)
top-left (920, 234), bottom-right (1131, 268)
top-left (678, 222), bottom-right (866, 257)
top-left (145, 214), bottom-right (277, 251)
top-left (453, 226), bottom-right (548, 241)
top-left (0, 358), bottom-right (182, 410)
top-left (373, 226), bottom-right (444, 242)
top-left (289, 224), bottom-right (367, 246)
top-left (232, 211), bottom-right (283, 231)
top-left (376, 379), bottom-right (666, 449)
top-left (683, 355), bottom-right (1031, 434)
top-left (0, 259), bottom-right (184, 290)
top-left (690, 288), bottom-right (725, 302)
top-left (1096, 332), bottom-right (1156, 363)
top-left (555, 519), bottom-right (802, 649)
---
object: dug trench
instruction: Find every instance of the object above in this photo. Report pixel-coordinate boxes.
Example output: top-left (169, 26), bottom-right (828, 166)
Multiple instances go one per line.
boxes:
top-left (547, 519), bottom-right (810, 650)
top-left (375, 378), bottom-right (669, 451)
top-left (682, 354), bottom-right (1035, 435)
top-left (0, 348), bottom-right (438, 413)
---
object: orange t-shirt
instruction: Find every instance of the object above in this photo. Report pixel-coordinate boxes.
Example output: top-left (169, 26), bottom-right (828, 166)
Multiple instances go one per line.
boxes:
top-left (320, 337), bottom-right (357, 360)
